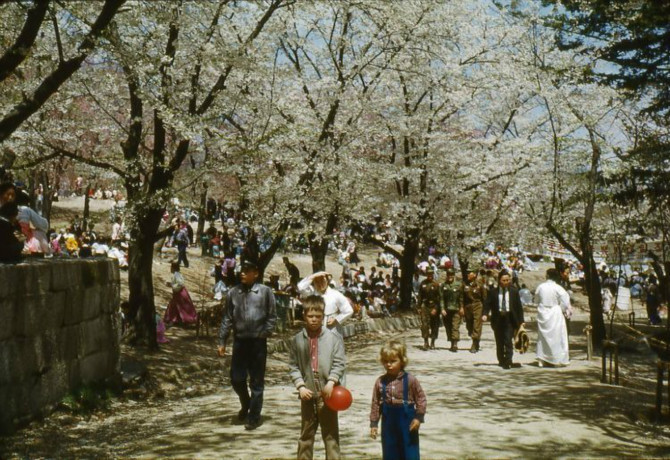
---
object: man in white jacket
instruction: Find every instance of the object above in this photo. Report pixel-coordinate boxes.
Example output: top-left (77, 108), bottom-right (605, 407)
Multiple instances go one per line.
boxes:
top-left (298, 271), bottom-right (353, 339)
top-left (534, 268), bottom-right (573, 367)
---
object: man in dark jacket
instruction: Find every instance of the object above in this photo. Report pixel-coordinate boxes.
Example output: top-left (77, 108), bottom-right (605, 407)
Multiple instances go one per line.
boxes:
top-left (218, 260), bottom-right (277, 430)
top-left (483, 270), bottom-right (525, 369)
top-left (283, 256), bottom-right (301, 288)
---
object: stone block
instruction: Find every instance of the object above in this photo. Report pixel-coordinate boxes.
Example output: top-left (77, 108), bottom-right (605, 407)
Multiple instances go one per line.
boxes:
top-left (81, 317), bottom-right (109, 357)
top-left (98, 315), bottom-right (117, 345)
top-left (42, 292), bottom-right (66, 330)
top-left (0, 338), bottom-right (38, 386)
top-left (82, 287), bottom-right (102, 321)
top-left (13, 295), bottom-right (44, 337)
top-left (51, 260), bottom-right (82, 291)
top-left (58, 325), bottom-right (82, 362)
top-left (81, 260), bottom-right (106, 288)
top-left (0, 383), bottom-right (29, 433)
top-left (36, 331), bottom-right (59, 369)
top-left (0, 383), bottom-right (18, 432)
top-left (0, 341), bottom-right (18, 385)
top-left (29, 363), bottom-right (69, 415)
top-left (79, 260), bottom-right (100, 288)
top-left (67, 359), bottom-right (81, 388)
top-left (0, 299), bottom-right (15, 341)
top-left (79, 351), bottom-right (111, 383)
top-left (101, 284), bottom-right (121, 314)
top-left (63, 288), bottom-right (84, 326)
top-left (29, 262), bottom-right (52, 297)
top-left (109, 259), bottom-right (120, 282)
top-left (0, 265), bottom-right (19, 299)
top-left (96, 261), bottom-right (110, 284)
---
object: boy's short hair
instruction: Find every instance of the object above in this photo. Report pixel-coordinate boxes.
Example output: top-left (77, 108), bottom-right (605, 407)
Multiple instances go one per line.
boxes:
top-left (379, 340), bottom-right (409, 367)
top-left (302, 295), bottom-right (325, 315)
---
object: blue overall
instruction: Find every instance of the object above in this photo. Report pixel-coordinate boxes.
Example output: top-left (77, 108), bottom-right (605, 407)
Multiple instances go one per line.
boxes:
top-left (381, 373), bottom-right (420, 460)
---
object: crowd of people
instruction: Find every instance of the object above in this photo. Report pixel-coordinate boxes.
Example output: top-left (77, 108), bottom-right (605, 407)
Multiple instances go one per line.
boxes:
top-left (216, 259), bottom-right (425, 459)
top-left (0, 182), bottom-right (128, 266)
top-left (207, 244), bottom-right (584, 458)
top-left (4, 177), bottom-right (670, 459)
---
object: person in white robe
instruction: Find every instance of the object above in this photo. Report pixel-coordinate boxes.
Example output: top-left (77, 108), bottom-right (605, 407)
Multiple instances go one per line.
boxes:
top-left (534, 268), bottom-right (573, 366)
top-left (297, 271), bottom-right (353, 338)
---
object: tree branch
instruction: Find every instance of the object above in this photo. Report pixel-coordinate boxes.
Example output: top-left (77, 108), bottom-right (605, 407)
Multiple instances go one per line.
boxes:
top-left (0, 0), bottom-right (126, 143)
top-left (545, 222), bottom-right (585, 265)
top-left (197, 0), bottom-right (288, 115)
top-left (49, 2), bottom-right (64, 63)
top-left (368, 235), bottom-right (403, 260)
top-left (460, 162), bottom-right (530, 193)
top-left (188, 0), bottom-right (226, 115)
top-left (0, 0), bottom-right (50, 83)
top-left (39, 143), bottom-right (128, 179)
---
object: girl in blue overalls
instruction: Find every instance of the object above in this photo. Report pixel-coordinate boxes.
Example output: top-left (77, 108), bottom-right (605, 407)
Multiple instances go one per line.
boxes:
top-left (370, 340), bottom-right (427, 460)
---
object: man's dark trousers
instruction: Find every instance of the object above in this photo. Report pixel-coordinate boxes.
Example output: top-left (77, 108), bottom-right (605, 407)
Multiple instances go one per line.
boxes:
top-left (231, 337), bottom-right (267, 424)
top-left (492, 314), bottom-right (515, 367)
top-left (177, 242), bottom-right (189, 268)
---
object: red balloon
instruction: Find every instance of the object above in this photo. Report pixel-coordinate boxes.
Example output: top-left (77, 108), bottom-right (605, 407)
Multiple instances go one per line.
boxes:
top-left (324, 386), bottom-right (353, 411)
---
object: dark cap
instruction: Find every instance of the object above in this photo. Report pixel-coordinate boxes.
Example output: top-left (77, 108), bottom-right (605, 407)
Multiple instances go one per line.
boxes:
top-left (425, 267), bottom-right (435, 274)
top-left (446, 268), bottom-right (456, 276)
top-left (241, 260), bottom-right (259, 271)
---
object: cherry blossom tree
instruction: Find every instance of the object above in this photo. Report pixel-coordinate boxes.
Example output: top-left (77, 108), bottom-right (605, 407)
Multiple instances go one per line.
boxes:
top-left (13, 0), bottom-right (292, 347)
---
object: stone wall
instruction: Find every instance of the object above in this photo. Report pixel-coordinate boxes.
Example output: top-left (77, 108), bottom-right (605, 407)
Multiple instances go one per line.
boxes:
top-left (0, 258), bottom-right (121, 433)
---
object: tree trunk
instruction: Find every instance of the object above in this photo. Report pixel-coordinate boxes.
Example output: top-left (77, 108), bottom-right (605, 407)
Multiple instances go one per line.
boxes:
top-left (83, 183), bottom-right (92, 231)
top-left (547, 222), bottom-right (605, 347)
top-left (664, 261), bottom-right (670, 304)
top-left (398, 233), bottom-right (420, 311)
top-left (127, 208), bottom-right (164, 349)
top-left (40, 170), bottom-right (53, 223)
top-left (308, 212), bottom-right (338, 274)
top-left (197, 184), bottom-right (207, 241)
top-left (309, 235), bottom-right (328, 273)
top-left (581, 247), bottom-right (605, 345)
top-left (649, 252), bottom-right (670, 305)
top-left (258, 232), bottom-right (287, 282)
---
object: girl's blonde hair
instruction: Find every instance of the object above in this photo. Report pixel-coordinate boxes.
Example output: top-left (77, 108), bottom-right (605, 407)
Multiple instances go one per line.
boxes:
top-left (379, 340), bottom-right (409, 367)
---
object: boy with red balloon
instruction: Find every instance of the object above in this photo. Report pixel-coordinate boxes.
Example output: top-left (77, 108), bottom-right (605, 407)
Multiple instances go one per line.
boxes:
top-left (370, 340), bottom-right (426, 460)
top-left (288, 295), bottom-right (348, 459)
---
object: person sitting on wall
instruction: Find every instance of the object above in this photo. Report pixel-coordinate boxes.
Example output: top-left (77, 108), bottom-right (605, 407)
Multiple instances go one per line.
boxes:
top-left (15, 189), bottom-right (50, 254)
top-left (0, 201), bottom-right (26, 263)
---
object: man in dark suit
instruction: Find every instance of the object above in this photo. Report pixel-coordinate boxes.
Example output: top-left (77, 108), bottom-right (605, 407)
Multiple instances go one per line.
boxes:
top-left (483, 270), bottom-right (524, 369)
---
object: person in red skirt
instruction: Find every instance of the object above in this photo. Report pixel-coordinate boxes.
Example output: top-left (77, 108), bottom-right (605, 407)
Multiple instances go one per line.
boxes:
top-left (164, 261), bottom-right (198, 325)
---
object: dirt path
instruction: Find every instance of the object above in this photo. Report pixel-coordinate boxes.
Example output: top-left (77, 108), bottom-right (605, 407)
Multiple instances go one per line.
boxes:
top-left (3, 203), bottom-right (670, 459)
top-left (3, 312), bottom-right (669, 459)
